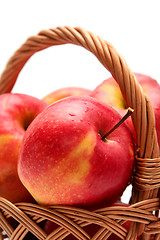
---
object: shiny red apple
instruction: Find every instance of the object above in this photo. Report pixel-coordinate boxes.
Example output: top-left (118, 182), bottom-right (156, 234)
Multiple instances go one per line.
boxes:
top-left (42, 87), bottom-right (91, 104)
top-left (90, 73), bottom-right (160, 148)
top-left (0, 93), bottom-right (48, 203)
top-left (18, 96), bottom-right (135, 208)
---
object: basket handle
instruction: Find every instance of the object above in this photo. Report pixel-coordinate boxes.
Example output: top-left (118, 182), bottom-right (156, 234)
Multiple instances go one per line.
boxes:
top-left (0, 26), bottom-right (159, 192)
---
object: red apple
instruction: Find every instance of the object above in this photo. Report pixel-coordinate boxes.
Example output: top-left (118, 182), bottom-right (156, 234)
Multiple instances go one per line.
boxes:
top-left (90, 73), bottom-right (160, 148)
top-left (0, 93), bottom-right (48, 203)
top-left (42, 87), bottom-right (91, 104)
top-left (135, 73), bottom-right (160, 148)
top-left (18, 96), bottom-right (135, 208)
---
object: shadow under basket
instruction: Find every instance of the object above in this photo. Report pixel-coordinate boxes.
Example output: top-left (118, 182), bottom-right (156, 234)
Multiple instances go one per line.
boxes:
top-left (0, 26), bottom-right (160, 240)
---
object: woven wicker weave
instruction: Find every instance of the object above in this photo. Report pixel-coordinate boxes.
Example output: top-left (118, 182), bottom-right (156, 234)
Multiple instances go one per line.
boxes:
top-left (0, 26), bottom-right (159, 240)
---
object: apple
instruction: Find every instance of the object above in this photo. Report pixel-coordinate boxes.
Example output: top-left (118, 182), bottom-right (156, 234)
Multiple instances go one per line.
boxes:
top-left (90, 73), bottom-right (160, 148)
top-left (42, 87), bottom-right (91, 104)
top-left (18, 96), bottom-right (135, 208)
top-left (0, 93), bottom-right (48, 203)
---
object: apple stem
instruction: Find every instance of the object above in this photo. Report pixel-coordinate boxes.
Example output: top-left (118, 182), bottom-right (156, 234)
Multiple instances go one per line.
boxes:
top-left (102, 107), bottom-right (134, 140)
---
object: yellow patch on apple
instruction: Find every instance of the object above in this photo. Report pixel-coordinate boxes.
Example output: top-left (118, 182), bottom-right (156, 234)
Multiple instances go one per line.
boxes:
top-left (100, 84), bottom-right (126, 109)
top-left (65, 130), bottom-right (96, 184)
top-left (49, 130), bottom-right (96, 187)
top-left (0, 134), bottom-right (20, 155)
top-left (0, 134), bottom-right (21, 180)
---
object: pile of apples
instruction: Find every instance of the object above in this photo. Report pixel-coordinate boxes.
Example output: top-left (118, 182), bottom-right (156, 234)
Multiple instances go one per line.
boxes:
top-left (0, 73), bottom-right (159, 239)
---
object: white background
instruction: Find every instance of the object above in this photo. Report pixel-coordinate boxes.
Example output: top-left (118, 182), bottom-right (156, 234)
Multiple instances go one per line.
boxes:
top-left (0, 0), bottom-right (160, 203)
top-left (0, 0), bottom-right (160, 99)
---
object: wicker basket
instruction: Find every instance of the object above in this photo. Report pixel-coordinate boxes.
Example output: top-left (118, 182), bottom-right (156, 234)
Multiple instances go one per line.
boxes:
top-left (0, 26), bottom-right (159, 240)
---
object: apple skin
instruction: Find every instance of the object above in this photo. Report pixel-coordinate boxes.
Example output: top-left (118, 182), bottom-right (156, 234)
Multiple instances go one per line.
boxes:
top-left (18, 96), bottom-right (135, 208)
top-left (90, 73), bottom-right (160, 148)
top-left (42, 87), bottom-right (91, 104)
top-left (0, 93), bottom-right (48, 203)
top-left (136, 73), bottom-right (160, 148)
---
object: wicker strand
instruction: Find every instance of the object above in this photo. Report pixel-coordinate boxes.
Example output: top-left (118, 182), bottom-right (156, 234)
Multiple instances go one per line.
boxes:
top-left (0, 197), bottom-right (159, 239)
top-left (17, 204), bottom-right (128, 239)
